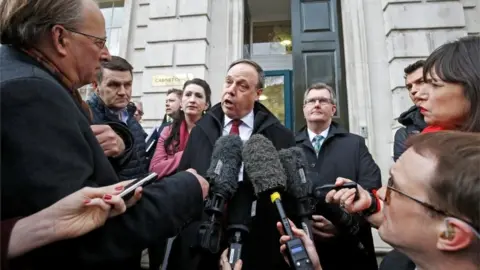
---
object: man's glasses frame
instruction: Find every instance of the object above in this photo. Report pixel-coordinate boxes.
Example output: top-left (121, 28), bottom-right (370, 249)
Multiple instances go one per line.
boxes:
top-left (382, 177), bottom-right (480, 234)
top-left (64, 28), bottom-right (107, 49)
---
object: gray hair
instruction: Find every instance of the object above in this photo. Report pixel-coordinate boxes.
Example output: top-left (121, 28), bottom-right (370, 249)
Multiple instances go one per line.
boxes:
top-left (228, 59), bottom-right (265, 89)
top-left (0, 0), bottom-right (84, 48)
top-left (303, 82), bottom-right (337, 105)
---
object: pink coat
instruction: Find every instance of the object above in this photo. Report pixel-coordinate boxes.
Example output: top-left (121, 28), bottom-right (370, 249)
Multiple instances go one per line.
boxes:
top-left (149, 125), bottom-right (183, 179)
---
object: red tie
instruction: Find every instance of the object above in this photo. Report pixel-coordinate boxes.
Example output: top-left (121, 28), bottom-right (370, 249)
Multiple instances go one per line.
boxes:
top-left (229, 119), bottom-right (241, 135)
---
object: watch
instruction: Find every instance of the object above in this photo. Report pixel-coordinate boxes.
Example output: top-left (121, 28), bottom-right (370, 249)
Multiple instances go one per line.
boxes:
top-left (361, 190), bottom-right (380, 217)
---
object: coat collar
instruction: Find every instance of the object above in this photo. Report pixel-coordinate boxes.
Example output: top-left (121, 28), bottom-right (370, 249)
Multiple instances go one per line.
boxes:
top-left (196, 101), bottom-right (281, 146)
top-left (295, 121), bottom-right (347, 150)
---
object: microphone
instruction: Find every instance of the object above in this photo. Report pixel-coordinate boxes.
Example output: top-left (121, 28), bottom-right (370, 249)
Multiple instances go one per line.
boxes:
top-left (225, 181), bottom-right (254, 268)
top-left (197, 135), bottom-right (243, 254)
top-left (279, 147), bottom-right (315, 240)
top-left (243, 135), bottom-right (313, 270)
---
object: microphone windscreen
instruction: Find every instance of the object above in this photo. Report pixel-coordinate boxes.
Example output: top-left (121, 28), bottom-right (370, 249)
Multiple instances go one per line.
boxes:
top-left (206, 135), bottom-right (243, 199)
top-left (284, 147), bottom-right (311, 198)
top-left (242, 134), bottom-right (286, 196)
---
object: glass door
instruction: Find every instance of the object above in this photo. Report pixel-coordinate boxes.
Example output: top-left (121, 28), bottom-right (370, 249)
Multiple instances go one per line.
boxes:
top-left (259, 70), bottom-right (293, 130)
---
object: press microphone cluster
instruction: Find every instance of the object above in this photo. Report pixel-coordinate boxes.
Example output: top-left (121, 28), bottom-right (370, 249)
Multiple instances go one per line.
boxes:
top-left (198, 135), bottom-right (243, 254)
top-left (243, 135), bottom-right (313, 270)
top-left (279, 147), bottom-right (315, 240)
top-left (280, 146), bottom-right (366, 252)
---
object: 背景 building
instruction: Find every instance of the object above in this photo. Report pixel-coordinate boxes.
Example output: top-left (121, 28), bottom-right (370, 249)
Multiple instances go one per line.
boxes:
top-left (87, 0), bottom-right (480, 254)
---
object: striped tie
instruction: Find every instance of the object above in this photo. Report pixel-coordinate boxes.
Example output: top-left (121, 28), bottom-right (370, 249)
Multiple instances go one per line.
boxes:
top-left (313, 135), bottom-right (324, 156)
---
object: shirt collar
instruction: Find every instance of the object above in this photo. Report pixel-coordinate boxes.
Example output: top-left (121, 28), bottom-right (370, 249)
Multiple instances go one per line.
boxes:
top-left (307, 126), bottom-right (330, 143)
top-left (224, 110), bottom-right (254, 129)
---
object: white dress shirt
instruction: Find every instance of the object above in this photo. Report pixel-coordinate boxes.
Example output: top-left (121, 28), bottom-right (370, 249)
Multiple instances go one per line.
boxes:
top-left (223, 110), bottom-right (254, 181)
top-left (307, 126), bottom-right (330, 146)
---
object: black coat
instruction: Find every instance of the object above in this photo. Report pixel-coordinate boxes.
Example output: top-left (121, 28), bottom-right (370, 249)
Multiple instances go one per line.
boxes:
top-left (393, 105), bottom-right (426, 161)
top-left (295, 122), bottom-right (381, 270)
top-left (0, 46), bottom-right (205, 270)
top-left (166, 102), bottom-right (296, 270)
top-left (87, 93), bottom-right (148, 180)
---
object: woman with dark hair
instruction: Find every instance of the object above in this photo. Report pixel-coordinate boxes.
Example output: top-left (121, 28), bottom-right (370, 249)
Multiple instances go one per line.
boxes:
top-left (149, 78), bottom-right (212, 178)
top-left (418, 35), bottom-right (480, 133)
top-left (379, 35), bottom-right (480, 270)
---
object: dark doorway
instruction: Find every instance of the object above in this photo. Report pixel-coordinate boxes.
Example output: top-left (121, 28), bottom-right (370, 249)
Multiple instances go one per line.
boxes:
top-left (291, 0), bottom-right (348, 131)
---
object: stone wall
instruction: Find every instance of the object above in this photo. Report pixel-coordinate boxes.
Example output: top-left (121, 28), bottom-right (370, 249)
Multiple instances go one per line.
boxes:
top-left (382, 0), bottom-right (469, 154)
top-left (125, 0), bottom-right (212, 130)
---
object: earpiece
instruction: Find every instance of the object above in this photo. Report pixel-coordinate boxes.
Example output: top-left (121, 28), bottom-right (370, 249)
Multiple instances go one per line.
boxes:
top-left (440, 222), bottom-right (455, 240)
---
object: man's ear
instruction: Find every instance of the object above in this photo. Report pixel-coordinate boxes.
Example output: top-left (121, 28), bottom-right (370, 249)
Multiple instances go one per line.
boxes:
top-left (91, 81), bottom-right (101, 95)
top-left (255, 88), bottom-right (263, 101)
top-left (437, 218), bottom-right (474, 252)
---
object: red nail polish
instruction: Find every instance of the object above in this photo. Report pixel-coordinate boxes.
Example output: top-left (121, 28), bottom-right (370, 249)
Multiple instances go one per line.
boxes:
top-left (115, 186), bottom-right (124, 191)
top-left (84, 199), bottom-right (91, 204)
top-left (104, 194), bottom-right (112, 200)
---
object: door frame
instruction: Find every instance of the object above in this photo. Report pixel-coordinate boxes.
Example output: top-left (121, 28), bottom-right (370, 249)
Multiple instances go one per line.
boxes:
top-left (264, 70), bottom-right (294, 130)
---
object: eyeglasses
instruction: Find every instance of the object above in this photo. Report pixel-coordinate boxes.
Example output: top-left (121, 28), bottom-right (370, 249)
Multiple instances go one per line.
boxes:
top-left (304, 97), bottom-right (333, 106)
top-left (383, 177), bottom-right (480, 232)
top-left (64, 28), bottom-right (107, 49)
top-left (135, 110), bottom-right (144, 116)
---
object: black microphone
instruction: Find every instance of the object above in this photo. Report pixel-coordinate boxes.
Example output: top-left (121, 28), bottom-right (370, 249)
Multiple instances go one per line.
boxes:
top-left (243, 135), bottom-right (313, 270)
top-left (197, 135), bottom-right (243, 254)
top-left (225, 181), bottom-right (253, 268)
top-left (279, 147), bottom-right (315, 240)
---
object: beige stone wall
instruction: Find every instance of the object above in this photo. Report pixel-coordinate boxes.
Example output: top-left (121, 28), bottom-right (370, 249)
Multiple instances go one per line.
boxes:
top-left (382, 0), bottom-right (469, 156)
top-left (124, 0), bottom-right (211, 131)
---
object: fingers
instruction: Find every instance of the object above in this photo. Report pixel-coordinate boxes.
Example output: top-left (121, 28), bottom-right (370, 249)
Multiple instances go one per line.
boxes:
top-left (91, 125), bottom-right (109, 135)
top-left (85, 197), bottom-right (111, 211)
top-left (219, 249), bottom-right (230, 270)
top-left (335, 177), bottom-right (352, 185)
top-left (311, 215), bottom-right (325, 222)
top-left (234, 260), bottom-right (243, 270)
top-left (103, 194), bottom-right (127, 217)
top-left (186, 168), bottom-right (197, 174)
top-left (126, 187), bottom-right (143, 208)
top-left (276, 222), bottom-right (286, 236)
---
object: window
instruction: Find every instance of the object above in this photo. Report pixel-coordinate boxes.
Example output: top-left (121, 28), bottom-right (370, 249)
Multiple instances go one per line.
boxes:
top-left (252, 21), bottom-right (292, 56)
top-left (99, 0), bottom-right (125, 56)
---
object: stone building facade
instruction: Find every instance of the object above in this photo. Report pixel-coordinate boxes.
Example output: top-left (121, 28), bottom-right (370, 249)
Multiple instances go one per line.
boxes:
top-left (90, 0), bottom-right (480, 253)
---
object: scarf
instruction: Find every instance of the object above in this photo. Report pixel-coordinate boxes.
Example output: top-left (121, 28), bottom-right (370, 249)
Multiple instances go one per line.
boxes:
top-left (422, 125), bottom-right (445, 133)
top-left (21, 48), bottom-right (93, 121)
top-left (178, 120), bottom-right (189, 152)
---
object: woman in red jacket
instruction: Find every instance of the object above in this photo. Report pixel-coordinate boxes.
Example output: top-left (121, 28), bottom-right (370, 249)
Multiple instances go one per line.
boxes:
top-left (149, 78), bottom-right (212, 178)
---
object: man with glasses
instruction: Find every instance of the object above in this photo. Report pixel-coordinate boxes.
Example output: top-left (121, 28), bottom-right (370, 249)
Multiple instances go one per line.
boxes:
top-left (0, 0), bottom-right (211, 269)
top-left (295, 83), bottom-right (381, 270)
top-left (326, 131), bottom-right (480, 270)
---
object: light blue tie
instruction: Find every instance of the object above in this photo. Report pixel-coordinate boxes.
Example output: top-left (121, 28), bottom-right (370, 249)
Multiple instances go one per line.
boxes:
top-left (312, 135), bottom-right (324, 156)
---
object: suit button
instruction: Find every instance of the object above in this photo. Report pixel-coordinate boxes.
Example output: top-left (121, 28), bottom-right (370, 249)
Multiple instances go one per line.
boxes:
top-left (311, 163), bottom-right (315, 168)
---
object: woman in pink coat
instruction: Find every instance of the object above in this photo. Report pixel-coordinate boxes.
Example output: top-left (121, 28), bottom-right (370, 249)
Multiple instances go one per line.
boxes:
top-left (149, 78), bottom-right (211, 178)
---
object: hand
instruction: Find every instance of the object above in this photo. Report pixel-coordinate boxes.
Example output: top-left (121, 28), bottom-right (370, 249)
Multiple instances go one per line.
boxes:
top-left (114, 180), bottom-right (143, 210)
top-left (276, 220), bottom-right (322, 270)
top-left (325, 177), bottom-right (371, 214)
top-left (186, 168), bottom-right (209, 199)
top-left (91, 125), bottom-right (126, 157)
top-left (311, 215), bottom-right (337, 239)
top-left (44, 184), bottom-right (139, 241)
top-left (219, 249), bottom-right (243, 270)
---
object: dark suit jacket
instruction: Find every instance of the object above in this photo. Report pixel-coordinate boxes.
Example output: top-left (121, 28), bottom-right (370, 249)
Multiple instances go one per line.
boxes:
top-left (296, 122), bottom-right (381, 270)
top-left (0, 45), bottom-right (204, 270)
top-left (167, 102), bottom-right (297, 270)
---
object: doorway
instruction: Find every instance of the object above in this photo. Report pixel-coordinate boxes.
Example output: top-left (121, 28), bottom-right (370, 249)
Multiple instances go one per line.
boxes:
top-left (259, 70), bottom-right (294, 129)
top-left (244, 0), bottom-right (348, 131)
